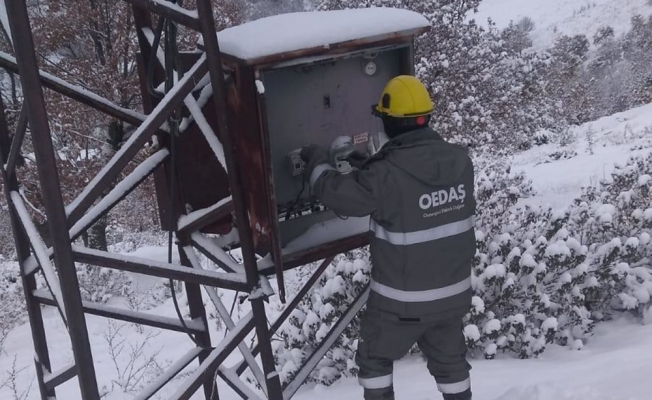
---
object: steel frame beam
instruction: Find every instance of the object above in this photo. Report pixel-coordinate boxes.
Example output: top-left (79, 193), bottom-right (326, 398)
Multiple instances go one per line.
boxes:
top-left (4, 1), bottom-right (101, 398)
top-left (0, 97), bottom-right (55, 400)
top-left (0, 1), bottom-right (371, 400)
top-left (0, 52), bottom-right (151, 128)
top-left (194, 0), bottom-right (284, 398)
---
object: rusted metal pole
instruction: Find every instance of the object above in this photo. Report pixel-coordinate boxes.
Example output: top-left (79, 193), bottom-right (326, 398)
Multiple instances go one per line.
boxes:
top-left (177, 236), bottom-right (217, 400)
top-left (0, 98), bottom-right (55, 400)
top-left (194, 0), bottom-right (284, 398)
top-left (3, 2), bottom-right (100, 399)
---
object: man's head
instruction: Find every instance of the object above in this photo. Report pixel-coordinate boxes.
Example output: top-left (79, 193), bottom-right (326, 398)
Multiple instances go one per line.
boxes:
top-left (372, 75), bottom-right (433, 139)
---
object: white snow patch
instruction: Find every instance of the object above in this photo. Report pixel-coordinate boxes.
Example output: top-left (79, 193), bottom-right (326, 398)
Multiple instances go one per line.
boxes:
top-left (512, 102), bottom-right (652, 208)
top-left (484, 319), bottom-right (502, 334)
top-left (638, 174), bottom-right (652, 186)
top-left (472, 0), bottom-right (652, 50)
top-left (255, 80), bottom-right (265, 94)
top-left (542, 317), bottom-right (559, 332)
top-left (463, 324), bottom-right (481, 342)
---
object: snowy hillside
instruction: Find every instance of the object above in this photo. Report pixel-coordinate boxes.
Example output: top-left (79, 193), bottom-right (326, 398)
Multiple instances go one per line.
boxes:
top-left (471, 0), bottom-right (652, 49)
top-left (513, 102), bottom-right (652, 208)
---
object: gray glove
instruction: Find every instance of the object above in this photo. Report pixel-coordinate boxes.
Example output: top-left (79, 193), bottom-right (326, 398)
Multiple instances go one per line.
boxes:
top-left (300, 144), bottom-right (329, 179)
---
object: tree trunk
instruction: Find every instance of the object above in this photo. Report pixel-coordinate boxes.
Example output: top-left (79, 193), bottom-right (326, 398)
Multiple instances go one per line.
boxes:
top-left (86, 216), bottom-right (108, 251)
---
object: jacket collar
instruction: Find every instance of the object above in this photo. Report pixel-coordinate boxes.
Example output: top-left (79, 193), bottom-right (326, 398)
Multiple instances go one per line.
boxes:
top-left (364, 128), bottom-right (444, 167)
top-left (382, 127), bottom-right (443, 151)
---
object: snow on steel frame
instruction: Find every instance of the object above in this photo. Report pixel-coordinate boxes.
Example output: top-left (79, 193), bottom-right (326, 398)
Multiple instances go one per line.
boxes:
top-left (0, 2), bottom-right (429, 400)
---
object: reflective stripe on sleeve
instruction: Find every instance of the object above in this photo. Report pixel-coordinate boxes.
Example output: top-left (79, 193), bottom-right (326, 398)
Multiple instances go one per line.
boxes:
top-left (310, 163), bottom-right (337, 188)
top-left (370, 276), bottom-right (471, 303)
top-left (370, 215), bottom-right (474, 246)
top-left (358, 374), bottom-right (393, 389)
top-left (437, 378), bottom-right (471, 394)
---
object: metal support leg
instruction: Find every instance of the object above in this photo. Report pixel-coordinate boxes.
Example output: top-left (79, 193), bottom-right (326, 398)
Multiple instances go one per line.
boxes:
top-left (194, 0), bottom-right (284, 397)
top-left (0, 98), bottom-right (55, 400)
top-left (3, 2), bottom-right (100, 398)
top-left (177, 238), bottom-right (217, 400)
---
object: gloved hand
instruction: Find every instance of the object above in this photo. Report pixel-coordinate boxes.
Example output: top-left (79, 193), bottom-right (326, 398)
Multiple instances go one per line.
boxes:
top-left (346, 149), bottom-right (369, 169)
top-left (300, 144), bottom-right (329, 178)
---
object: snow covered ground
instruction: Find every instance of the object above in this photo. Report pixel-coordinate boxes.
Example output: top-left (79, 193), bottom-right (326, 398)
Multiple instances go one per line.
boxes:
top-left (295, 316), bottom-right (652, 400)
top-left (2, 290), bottom-right (651, 400)
top-left (512, 102), bottom-right (652, 208)
top-left (471, 0), bottom-right (652, 50)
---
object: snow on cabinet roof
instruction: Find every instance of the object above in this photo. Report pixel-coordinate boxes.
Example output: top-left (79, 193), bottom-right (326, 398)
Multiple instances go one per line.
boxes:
top-left (209, 8), bottom-right (429, 63)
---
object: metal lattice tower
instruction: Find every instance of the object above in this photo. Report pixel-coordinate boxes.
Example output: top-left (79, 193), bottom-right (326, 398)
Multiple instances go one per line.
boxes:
top-left (0, 1), bottom-right (429, 399)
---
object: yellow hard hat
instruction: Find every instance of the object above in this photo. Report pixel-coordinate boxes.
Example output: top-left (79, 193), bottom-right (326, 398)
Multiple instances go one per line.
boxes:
top-left (372, 75), bottom-right (433, 118)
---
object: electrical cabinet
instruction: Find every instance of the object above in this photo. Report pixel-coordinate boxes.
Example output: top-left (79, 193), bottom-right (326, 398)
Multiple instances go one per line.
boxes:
top-left (163, 9), bottom-right (429, 272)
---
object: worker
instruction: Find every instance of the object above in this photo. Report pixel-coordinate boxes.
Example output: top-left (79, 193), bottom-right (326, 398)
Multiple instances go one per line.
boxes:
top-left (300, 75), bottom-right (476, 400)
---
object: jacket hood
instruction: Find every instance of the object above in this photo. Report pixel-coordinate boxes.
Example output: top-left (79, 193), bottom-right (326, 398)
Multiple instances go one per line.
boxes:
top-left (377, 128), bottom-right (470, 186)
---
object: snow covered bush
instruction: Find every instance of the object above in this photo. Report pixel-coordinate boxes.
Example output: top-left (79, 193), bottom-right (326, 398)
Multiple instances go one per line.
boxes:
top-left (76, 265), bottom-right (132, 304)
top-left (0, 263), bottom-right (25, 354)
top-left (467, 153), bottom-right (652, 359)
top-left (469, 209), bottom-right (595, 359)
top-left (473, 159), bottom-right (535, 236)
top-left (274, 154), bottom-right (652, 383)
top-left (273, 249), bottom-right (370, 386)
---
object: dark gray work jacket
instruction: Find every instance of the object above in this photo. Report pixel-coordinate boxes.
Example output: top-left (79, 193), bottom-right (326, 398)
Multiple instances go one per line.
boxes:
top-left (310, 127), bottom-right (476, 319)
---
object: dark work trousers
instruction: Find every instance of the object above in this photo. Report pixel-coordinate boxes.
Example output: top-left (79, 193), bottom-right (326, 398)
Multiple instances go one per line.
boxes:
top-left (356, 307), bottom-right (472, 400)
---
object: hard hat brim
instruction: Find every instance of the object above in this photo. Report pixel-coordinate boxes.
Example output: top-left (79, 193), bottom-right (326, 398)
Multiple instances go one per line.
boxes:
top-left (371, 103), bottom-right (433, 118)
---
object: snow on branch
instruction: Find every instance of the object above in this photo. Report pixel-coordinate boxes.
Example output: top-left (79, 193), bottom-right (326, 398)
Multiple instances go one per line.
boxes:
top-left (10, 191), bottom-right (67, 322)
top-left (68, 149), bottom-right (169, 240)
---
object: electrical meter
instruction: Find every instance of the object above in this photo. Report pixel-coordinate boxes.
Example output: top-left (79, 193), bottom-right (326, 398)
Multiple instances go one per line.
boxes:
top-left (329, 136), bottom-right (356, 174)
top-left (286, 148), bottom-right (305, 176)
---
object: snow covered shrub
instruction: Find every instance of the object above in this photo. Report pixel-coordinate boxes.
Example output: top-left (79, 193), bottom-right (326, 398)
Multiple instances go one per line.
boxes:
top-left (274, 153), bottom-right (652, 383)
top-left (0, 202), bottom-right (15, 259)
top-left (566, 154), bottom-right (652, 318)
top-left (76, 265), bottom-right (131, 304)
top-left (545, 149), bottom-right (578, 163)
top-left (469, 215), bottom-right (595, 359)
top-left (273, 249), bottom-right (370, 386)
top-left (0, 263), bottom-right (26, 353)
top-left (473, 159), bottom-right (535, 236)
top-left (467, 153), bottom-right (652, 359)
